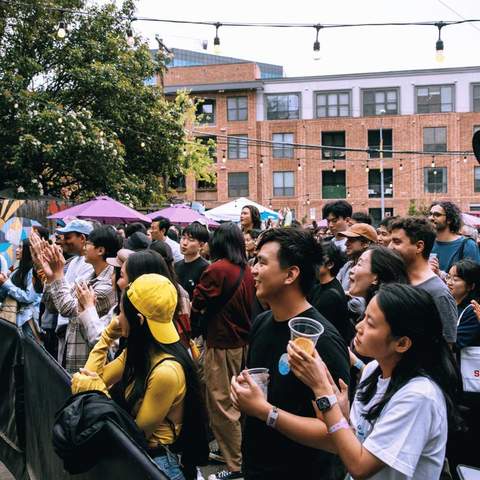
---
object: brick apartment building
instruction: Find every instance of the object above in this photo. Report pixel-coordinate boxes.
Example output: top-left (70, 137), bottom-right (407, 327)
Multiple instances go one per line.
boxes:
top-left (161, 49), bottom-right (480, 223)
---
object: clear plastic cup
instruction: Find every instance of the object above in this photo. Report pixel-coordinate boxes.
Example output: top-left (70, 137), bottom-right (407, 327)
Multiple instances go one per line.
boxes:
top-left (429, 253), bottom-right (438, 261)
top-left (245, 368), bottom-right (270, 398)
top-left (288, 317), bottom-right (324, 355)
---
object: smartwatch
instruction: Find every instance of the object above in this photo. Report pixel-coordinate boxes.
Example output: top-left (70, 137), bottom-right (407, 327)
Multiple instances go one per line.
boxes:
top-left (315, 394), bottom-right (338, 412)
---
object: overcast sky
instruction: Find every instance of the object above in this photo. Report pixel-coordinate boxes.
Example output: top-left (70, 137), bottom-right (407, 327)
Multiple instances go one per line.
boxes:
top-left (109, 0), bottom-right (479, 77)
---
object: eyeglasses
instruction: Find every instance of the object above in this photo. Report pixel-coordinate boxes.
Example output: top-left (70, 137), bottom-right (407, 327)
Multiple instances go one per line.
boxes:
top-left (429, 212), bottom-right (445, 218)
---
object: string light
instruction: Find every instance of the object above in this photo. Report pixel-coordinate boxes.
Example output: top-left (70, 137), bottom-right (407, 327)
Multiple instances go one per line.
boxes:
top-left (347, 189), bottom-right (351, 199)
top-left (213, 22), bottom-right (221, 54)
top-left (435, 22), bottom-right (445, 63)
top-left (126, 26), bottom-right (134, 47)
top-left (221, 149), bottom-right (226, 163)
top-left (431, 156), bottom-right (436, 168)
top-left (260, 155), bottom-right (264, 167)
top-left (399, 159), bottom-right (404, 171)
top-left (57, 20), bottom-right (67, 39)
top-left (463, 155), bottom-right (468, 163)
top-left (268, 198), bottom-right (272, 209)
top-left (297, 159), bottom-right (302, 171)
top-left (332, 160), bottom-right (336, 173)
top-left (365, 161), bottom-right (370, 173)
top-left (306, 194), bottom-right (311, 205)
top-left (313, 24), bottom-right (322, 61)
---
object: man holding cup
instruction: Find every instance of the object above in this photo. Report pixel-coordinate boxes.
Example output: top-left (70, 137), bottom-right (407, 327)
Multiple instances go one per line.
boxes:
top-left (231, 228), bottom-right (350, 480)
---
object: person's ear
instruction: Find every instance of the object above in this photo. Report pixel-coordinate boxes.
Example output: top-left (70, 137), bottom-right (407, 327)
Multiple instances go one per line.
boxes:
top-left (97, 246), bottom-right (106, 258)
top-left (371, 274), bottom-right (379, 286)
top-left (395, 336), bottom-right (412, 354)
top-left (137, 313), bottom-right (145, 325)
top-left (415, 240), bottom-right (425, 256)
top-left (285, 265), bottom-right (300, 286)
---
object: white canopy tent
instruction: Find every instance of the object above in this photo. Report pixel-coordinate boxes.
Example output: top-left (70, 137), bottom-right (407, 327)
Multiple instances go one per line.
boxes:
top-left (204, 197), bottom-right (279, 222)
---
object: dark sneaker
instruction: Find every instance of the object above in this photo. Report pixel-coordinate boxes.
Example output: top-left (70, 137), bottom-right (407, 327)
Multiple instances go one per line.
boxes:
top-left (208, 448), bottom-right (225, 463)
top-left (208, 470), bottom-right (243, 480)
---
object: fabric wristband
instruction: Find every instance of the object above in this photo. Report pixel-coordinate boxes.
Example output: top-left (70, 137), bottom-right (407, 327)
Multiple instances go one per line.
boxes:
top-left (353, 358), bottom-right (365, 371)
top-left (327, 418), bottom-right (350, 434)
top-left (266, 406), bottom-right (279, 428)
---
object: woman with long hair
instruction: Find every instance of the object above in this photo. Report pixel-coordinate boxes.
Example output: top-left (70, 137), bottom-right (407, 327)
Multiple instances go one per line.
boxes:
top-left (277, 284), bottom-right (462, 479)
top-left (72, 274), bottom-right (208, 479)
top-left (240, 205), bottom-right (261, 232)
top-left (348, 245), bottom-right (409, 304)
top-left (0, 240), bottom-right (42, 337)
top-left (191, 222), bottom-right (255, 479)
top-left (446, 259), bottom-right (480, 348)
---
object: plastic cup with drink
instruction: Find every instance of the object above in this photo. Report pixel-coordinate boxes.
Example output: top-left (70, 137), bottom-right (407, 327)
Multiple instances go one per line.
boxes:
top-left (278, 317), bottom-right (324, 375)
top-left (245, 368), bottom-right (270, 398)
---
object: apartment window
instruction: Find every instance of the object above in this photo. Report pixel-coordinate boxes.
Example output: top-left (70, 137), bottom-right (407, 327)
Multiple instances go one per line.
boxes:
top-left (322, 171), bottom-right (346, 199)
top-left (266, 94), bottom-right (300, 120)
top-left (197, 174), bottom-right (217, 191)
top-left (322, 131), bottom-right (346, 160)
top-left (197, 135), bottom-right (217, 162)
top-left (169, 174), bottom-right (186, 191)
top-left (227, 96), bottom-right (248, 121)
top-left (363, 89), bottom-right (399, 116)
top-left (475, 167), bottom-right (480, 193)
top-left (196, 99), bottom-right (216, 124)
top-left (424, 167), bottom-right (447, 193)
top-left (416, 85), bottom-right (454, 113)
top-left (228, 172), bottom-right (249, 197)
top-left (423, 127), bottom-right (447, 152)
top-left (272, 133), bottom-right (294, 158)
top-left (228, 135), bottom-right (248, 159)
top-left (474, 85), bottom-right (480, 112)
top-left (368, 169), bottom-right (393, 198)
top-left (316, 91), bottom-right (350, 117)
top-left (273, 171), bottom-right (295, 197)
top-left (369, 208), bottom-right (394, 226)
top-left (368, 129), bottom-right (393, 158)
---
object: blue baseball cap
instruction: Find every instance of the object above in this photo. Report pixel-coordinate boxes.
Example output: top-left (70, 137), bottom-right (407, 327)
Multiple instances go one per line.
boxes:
top-left (56, 219), bottom-right (93, 236)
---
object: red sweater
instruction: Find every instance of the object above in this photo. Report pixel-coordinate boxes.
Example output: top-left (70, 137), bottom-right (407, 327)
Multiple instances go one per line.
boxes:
top-left (192, 259), bottom-right (255, 349)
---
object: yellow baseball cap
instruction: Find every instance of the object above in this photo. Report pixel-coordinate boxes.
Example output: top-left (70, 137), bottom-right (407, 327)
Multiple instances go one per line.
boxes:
top-left (127, 274), bottom-right (179, 344)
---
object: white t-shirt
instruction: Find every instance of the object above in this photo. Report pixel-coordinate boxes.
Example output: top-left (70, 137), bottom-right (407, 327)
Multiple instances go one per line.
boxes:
top-left (349, 361), bottom-right (447, 480)
top-left (333, 237), bottom-right (347, 252)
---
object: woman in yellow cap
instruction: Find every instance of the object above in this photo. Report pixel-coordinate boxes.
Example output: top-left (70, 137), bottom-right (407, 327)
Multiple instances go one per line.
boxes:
top-left (72, 273), bottom-right (208, 480)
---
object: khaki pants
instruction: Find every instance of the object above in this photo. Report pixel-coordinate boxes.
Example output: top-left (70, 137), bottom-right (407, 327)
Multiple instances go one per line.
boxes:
top-left (204, 346), bottom-right (245, 472)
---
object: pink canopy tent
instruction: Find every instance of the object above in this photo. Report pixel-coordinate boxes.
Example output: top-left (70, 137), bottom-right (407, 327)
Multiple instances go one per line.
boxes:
top-left (47, 196), bottom-right (151, 224)
top-left (463, 212), bottom-right (480, 227)
top-left (147, 204), bottom-right (219, 227)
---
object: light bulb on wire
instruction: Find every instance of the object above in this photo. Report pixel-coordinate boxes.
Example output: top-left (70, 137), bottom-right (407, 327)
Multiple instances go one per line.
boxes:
top-left (213, 23), bottom-right (221, 55)
top-left (435, 22), bottom-right (445, 63)
top-left (463, 155), bottom-right (468, 163)
top-left (332, 160), bottom-right (336, 173)
top-left (222, 150), bottom-right (226, 163)
top-left (57, 21), bottom-right (67, 39)
top-left (313, 25), bottom-right (322, 61)
top-left (126, 27), bottom-right (135, 47)
top-left (431, 156), bottom-right (436, 168)
top-left (399, 161), bottom-right (404, 171)
top-left (297, 160), bottom-right (302, 171)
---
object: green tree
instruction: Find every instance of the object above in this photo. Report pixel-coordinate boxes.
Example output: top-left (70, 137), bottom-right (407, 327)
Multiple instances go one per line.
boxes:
top-left (0, 0), bottom-right (213, 206)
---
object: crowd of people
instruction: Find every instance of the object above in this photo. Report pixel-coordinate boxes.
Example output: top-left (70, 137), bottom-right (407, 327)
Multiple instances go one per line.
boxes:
top-left (1, 199), bottom-right (480, 480)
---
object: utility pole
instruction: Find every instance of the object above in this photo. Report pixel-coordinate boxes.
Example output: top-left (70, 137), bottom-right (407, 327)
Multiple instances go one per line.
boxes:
top-left (379, 109), bottom-right (386, 218)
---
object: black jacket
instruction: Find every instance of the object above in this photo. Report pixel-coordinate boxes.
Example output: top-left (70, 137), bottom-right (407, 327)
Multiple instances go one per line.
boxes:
top-left (52, 390), bottom-right (148, 474)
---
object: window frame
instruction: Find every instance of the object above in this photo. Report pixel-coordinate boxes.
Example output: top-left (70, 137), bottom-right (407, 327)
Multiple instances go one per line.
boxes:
top-left (415, 84), bottom-right (455, 114)
top-left (228, 172), bottom-right (249, 198)
top-left (361, 87), bottom-right (400, 116)
top-left (196, 98), bottom-right (216, 125)
top-left (322, 170), bottom-right (347, 199)
top-left (227, 134), bottom-right (249, 160)
top-left (368, 129), bottom-right (393, 158)
top-left (475, 166), bottom-right (480, 193)
top-left (368, 168), bottom-right (394, 198)
top-left (423, 127), bottom-right (447, 153)
top-left (321, 131), bottom-right (346, 160)
top-left (423, 167), bottom-right (448, 193)
top-left (273, 171), bottom-right (295, 197)
top-left (314, 90), bottom-right (352, 118)
top-left (227, 96), bottom-right (248, 121)
top-left (265, 92), bottom-right (301, 120)
top-left (272, 133), bottom-right (295, 159)
top-left (472, 83), bottom-right (480, 112)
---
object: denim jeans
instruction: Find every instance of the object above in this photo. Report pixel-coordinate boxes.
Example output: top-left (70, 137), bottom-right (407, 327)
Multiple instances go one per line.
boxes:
top-left (153, 447), bottom-right (185, 480)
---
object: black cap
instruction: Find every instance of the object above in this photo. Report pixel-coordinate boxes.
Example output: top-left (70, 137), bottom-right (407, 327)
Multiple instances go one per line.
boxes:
top-left (125, 232), bottom-right (151, 251)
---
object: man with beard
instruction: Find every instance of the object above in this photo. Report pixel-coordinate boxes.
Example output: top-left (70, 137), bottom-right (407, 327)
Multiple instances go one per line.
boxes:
top-left (428, 201), bottom-right (479, 276)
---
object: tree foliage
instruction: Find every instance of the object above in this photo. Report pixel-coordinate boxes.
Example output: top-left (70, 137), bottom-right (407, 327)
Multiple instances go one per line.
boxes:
top-left (0, 0), bottom-right (214, 206)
